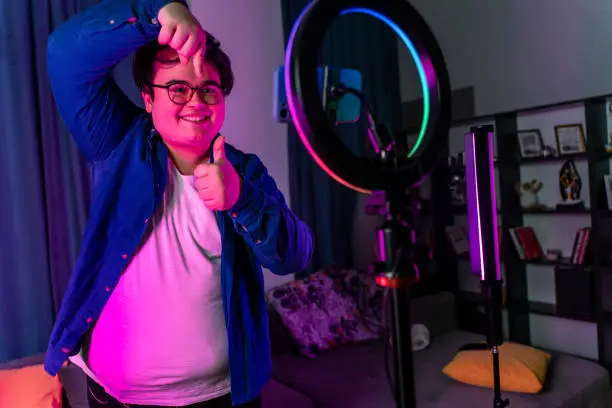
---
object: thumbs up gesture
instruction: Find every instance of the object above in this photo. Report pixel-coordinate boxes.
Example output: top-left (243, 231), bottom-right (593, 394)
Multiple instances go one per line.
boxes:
top-left (194, 136), bottom-right (242, 211)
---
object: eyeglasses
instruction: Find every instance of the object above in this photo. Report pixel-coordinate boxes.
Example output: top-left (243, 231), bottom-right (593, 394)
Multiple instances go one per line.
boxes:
top-left (148, 81), bottom-right (223, 106)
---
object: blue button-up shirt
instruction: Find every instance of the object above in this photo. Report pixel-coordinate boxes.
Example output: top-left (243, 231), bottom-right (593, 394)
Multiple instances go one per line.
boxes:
top-left (42, 0), bottom-right (313, 404)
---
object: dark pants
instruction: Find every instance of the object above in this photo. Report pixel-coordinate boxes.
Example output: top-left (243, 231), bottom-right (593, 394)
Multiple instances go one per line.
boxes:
top-left (87, 376), bottom-right (262, 408)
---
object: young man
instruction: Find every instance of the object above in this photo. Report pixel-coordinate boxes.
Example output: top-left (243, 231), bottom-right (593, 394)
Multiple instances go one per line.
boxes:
top-left (43, 1), bottom-right (313, 407)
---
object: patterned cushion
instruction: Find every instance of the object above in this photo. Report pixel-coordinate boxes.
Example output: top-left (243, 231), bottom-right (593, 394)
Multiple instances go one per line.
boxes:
top-left (324, 266), bottom-right (386, 336)
top-left (266, 269), bottom-right (379, 357)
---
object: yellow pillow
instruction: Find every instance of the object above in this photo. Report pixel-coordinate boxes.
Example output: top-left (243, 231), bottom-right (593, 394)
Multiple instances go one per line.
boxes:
top-left (442, 342), bottom-right (552, 394)
top-left (0, 364), bottom-right (62, 408)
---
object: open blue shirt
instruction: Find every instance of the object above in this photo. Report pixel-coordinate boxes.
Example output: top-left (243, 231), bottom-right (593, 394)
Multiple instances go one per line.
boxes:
top-left (43, 0), bottom-right (313, 404)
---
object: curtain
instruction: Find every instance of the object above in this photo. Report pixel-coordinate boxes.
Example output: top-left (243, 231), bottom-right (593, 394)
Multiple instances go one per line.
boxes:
top-left (0, 0), bottom-right (97, 363)
top-left (281, 0), bottom-right (402, 275)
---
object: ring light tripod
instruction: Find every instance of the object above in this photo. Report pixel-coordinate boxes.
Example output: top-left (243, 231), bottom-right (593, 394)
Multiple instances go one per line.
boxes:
top-left (283, 1), bottom-right (507, 407)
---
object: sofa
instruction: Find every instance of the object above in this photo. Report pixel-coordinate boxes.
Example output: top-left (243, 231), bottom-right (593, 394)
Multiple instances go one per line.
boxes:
top-left (2, 290), bottom-right (611, 408)
top-left (267, 285), bottom-right (612, 408)
top-left (0, 353), bottom-right (315, 408)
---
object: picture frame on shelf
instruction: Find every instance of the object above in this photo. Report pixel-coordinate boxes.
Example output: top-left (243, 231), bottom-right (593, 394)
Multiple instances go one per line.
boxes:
top-left (603, 174), bottom-right (612, 210)
top-left (444, 225), bottom-right (469, 255)
top-left (517, 129), bottom-right (544, 158)
top-left (554, 123), bottom-right (586, 155)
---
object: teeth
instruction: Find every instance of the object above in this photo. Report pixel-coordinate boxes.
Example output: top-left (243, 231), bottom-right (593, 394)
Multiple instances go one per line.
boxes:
top-left (182, 116), bottom-right (208, 122)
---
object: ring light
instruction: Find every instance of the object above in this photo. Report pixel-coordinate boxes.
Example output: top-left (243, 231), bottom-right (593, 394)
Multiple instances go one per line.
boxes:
top-left (284, 0), bottom-right (451, 194)
top-left (283, 1), bottom-right (455, 407)
top-left (338, 8), bottom-right (431, 159)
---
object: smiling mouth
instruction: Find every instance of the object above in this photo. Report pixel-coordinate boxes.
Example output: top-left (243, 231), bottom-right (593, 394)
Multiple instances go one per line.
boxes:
top-left (180, 115), bottom-right (210, 124)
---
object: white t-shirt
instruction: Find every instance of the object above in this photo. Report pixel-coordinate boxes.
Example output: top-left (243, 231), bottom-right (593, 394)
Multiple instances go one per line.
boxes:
top-left (70, 161), bottom-right (230, 406)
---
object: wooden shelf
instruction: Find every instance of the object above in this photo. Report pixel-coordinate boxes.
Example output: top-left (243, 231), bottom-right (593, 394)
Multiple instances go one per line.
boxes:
top-left (521, 207), bottom-right (590, 214)
top-left (522, 258), bottom-right (591, 268)
top-left (518, 152), bottom-right (587, 164)
top-left (457, 291), bottom-right (595, 323)
top-left (512, 150), bottom-right (612, 164)
top-left (437, 96), bottom-right (612, 366)
top-left (452, 205), bottom-right (501, 214)
top-left (454, 253), bottom-right (591, 269)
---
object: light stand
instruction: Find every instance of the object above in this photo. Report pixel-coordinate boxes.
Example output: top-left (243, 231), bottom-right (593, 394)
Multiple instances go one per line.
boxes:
top-left (369, 183), bottom-right (420, 408)
top-left (283, 1), bottom-right (452, 407)
top-left (465, 125), bottom-right (510, 408)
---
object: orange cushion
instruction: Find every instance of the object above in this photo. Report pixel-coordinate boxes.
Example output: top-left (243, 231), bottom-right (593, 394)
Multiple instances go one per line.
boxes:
top-left (442, 342), bottom-right (552, 394)
top-left (0, 363), bottom-right (62, 408)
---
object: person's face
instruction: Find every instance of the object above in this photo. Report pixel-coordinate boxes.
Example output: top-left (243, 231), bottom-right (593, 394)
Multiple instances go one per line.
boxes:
top-left (142, 48), bottom-right (226, 157)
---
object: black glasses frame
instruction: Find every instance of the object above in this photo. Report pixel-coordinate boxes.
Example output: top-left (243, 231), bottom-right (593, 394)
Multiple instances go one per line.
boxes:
top-left (148, 81), bottom-right (223, 106)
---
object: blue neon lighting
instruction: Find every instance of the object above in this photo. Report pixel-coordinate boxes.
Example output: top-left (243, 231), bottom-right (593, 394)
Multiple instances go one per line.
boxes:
top-left (340, 7), bottom-right (430, 157)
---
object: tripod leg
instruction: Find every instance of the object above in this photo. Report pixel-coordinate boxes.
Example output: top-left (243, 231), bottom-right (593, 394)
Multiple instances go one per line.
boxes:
top-left (492, 345), bottom-right (510, 408)
top-left (492, 346), bottom-right (502, 401)
top-left (391, 287), bottom-right (417, 408)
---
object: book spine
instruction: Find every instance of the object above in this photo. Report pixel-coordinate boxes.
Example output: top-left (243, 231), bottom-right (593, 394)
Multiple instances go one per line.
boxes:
top-left (509, 228), bottom-right (525, 260)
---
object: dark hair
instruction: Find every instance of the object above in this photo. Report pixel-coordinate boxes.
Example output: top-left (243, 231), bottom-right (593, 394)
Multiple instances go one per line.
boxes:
top-left (133, 32), bottom-right (234, 97)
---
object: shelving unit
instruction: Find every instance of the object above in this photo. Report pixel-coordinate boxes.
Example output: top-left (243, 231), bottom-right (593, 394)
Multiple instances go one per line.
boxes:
top-left (430, 94), bottom-right (612, 371)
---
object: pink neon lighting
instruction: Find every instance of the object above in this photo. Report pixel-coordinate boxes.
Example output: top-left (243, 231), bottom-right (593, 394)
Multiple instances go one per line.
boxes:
top-left (376, 228), bottom-right (386, 262)
top-left (488, 132), bottom-right (502, 280)
top-left (419, 55), bottom-right (437, 89)
top-left (466, 131), bottom-right (501, 281)
top-left (468, 133), bottom-right (485, 280)
top-left (284, 8), bottom-right (371, 194)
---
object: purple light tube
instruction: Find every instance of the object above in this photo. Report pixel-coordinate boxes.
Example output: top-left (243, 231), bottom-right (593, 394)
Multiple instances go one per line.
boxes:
top-left (465, 125), bottom-right (501, 282)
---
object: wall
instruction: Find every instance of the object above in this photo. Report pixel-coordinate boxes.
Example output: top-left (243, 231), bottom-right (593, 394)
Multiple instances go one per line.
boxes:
top-left (399, 0), bottom-right (612, 114)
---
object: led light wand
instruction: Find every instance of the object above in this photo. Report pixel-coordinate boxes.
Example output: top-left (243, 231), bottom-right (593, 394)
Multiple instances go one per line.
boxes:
top-left (465, 125), bottom-right (510, 408)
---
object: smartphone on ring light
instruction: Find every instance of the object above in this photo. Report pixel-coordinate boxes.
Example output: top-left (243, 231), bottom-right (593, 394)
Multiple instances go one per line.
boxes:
top-left (273, 65), bottom-right (362, 125)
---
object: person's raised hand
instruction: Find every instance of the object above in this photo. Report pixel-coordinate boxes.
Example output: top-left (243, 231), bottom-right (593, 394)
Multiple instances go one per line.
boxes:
top-left (193, 137), bottom-right (242, 211)
top-left (157, 2), bottom-right (207, 76)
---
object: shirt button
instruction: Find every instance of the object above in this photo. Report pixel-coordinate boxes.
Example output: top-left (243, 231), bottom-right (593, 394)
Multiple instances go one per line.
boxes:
top-left (121, 254), bottom-right (128, 260)
top-left (231, 213), bottom-right (238, 218)
top-left (151, 17), bottom-right (158, 25)
top-left (109, 19), bottom-right (115, 24)
top-left (61, 347), bottom-right (70, 353)
top-left (255, 239), bottom-right (262, 244)
top-left (86, 317), bottom-right (92, 323)
top-left (144, 218), bottom-right (149, 224)
top-left (105, 286), bottom-right (111, 292)
top-left (127, 17), bottom-right (136, 23)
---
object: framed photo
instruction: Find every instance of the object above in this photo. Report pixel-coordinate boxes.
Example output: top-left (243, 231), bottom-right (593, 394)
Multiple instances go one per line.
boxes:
top-left (517, 129), bottom-right (544, 158)
top-left (555, 124), bottom-right (586, 155)
top-left (604, 175), bottom-right (612, 210)
top-left (444, 225), bottom-right (469, 255)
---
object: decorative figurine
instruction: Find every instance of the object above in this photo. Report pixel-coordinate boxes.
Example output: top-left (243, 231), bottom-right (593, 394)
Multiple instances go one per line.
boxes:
top-left (515, 179), bottom-right (545, 209)
top-left (605, 131), bottom-right (612, 153)
top-left (557, 159), bottom-right (584, 209)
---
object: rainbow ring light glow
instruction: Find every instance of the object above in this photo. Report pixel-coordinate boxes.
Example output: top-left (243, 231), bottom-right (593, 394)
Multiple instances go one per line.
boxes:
top-left (284, 0), bottom-right (451, 194)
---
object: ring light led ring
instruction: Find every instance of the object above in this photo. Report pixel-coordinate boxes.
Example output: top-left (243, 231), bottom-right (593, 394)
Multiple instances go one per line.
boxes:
top-left (284, 0), bottom-right (451, 194)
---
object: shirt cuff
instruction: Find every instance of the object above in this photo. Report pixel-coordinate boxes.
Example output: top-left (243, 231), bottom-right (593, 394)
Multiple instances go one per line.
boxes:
top-left (227, 178), bottom-right (264, 228)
